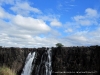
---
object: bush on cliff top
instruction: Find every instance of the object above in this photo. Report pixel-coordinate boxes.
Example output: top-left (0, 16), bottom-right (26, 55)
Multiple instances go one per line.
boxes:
top-left (56, 43), bottom-right (64, 48)
top-left (0, 66), bottom-right (16, 75)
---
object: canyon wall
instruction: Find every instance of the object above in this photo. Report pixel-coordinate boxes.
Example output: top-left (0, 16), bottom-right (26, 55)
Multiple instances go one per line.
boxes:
top-left (0, 46), bottom-right (100, 75)
top-left (0, 46), bottom-right (46, 75)
top-left (52, 46), bottom-right (100, 75)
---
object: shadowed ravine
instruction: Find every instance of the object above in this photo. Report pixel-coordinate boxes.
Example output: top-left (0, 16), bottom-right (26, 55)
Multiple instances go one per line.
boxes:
top-left (0, 46), bottom-right (100, 75)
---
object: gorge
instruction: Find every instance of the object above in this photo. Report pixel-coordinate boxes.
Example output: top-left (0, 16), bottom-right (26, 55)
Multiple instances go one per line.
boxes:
top-left (0, 46), bottom-right (100, 75)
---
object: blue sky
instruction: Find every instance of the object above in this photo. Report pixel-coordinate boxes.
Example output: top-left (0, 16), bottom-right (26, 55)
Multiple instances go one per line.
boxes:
top-left (0, 0), bottom-right (100, 47)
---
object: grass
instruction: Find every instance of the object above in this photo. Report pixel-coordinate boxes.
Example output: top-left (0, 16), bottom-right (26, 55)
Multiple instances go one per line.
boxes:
top-left (0, 66), bottom-right (16, 75)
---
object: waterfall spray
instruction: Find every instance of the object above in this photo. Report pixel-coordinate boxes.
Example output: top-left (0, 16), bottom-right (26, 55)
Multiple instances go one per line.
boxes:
top-left (46, 48), bottom-right (52, 75)
top-left (37, 48), bottom-right (52, 75)
top-left (21, 52), bottom-right (36, 75)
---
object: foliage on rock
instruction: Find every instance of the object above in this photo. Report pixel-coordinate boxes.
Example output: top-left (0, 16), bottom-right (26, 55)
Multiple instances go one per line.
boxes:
top-left (0, 66), bottom-right (16, 75)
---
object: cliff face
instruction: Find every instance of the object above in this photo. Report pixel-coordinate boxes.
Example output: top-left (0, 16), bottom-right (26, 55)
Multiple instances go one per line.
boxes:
top-left (52, 46), bottom-right (100, 75)
top-left (0, 46), bottom-right (100, 75)
top-left (0, 47), bottom-right (46, 75)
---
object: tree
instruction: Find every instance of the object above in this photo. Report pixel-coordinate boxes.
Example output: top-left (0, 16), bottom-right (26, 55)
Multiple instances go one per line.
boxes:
top-left (56, 43), bottom-right (64, 48)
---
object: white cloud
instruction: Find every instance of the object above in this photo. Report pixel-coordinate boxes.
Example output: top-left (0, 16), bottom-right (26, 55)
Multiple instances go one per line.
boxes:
top-left (0, 1), bottom-right (61, 48)
top-left (63, 8), bottom-right (100, 46)
top-left (13, 15), bottom-right (50, 32)
top-left (68, 35), bottom-right (87, 42)
top-left (1, 26), bottom-right (100, 47)
top-left (65, 28), bottom-right (73, 33)
top-left (0, 32), bottom-right (59, 48)
top-left (10, 2), bottom-right (42, 15)
top-left (0, 8), bottom-right (4, 18)
top-left (85, 8), bottom-right (98, 17)
top-left (63, 28), bottom-right (100, 46)
top-left (1, 4), bottom-right (100, 48)
top-left (77, 19), bottom-right (91, 26)
top-left (38, 15), bottom-right (54, 21)
top-left (38, 15), bottom-right (62, 27)
top-left (0, 5), bottom-right (53, 47)
top-left (10, 34), bottom-right (33, 39)
top-left (0, 7), bottom-right (14, 19)
top-left (50, 19), bottom-right (62, 26)
top-left (72, 8), bottom-right (99, 26)
top-left (90, 28), bottom-right (100, 36)
top-left (0, 7), bottom-right (8, 18)
top-left (0, 0), bottom-right (14, 5)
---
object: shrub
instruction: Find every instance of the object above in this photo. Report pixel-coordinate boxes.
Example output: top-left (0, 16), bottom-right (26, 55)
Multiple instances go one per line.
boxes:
top-left (0, 66), bottom-right (16, 75)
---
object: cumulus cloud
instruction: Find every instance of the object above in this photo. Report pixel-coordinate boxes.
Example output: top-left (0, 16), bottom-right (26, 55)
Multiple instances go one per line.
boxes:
top-left (0, 4), bottom-right (100, 48)
top-left (73, 8), bottom-right (99, 26)
top-left (12, 15), bottom-right (50, 32)
top-left (63, 26), bottom-right (100, 46)
top-left (0, 7), bottom-right (13, 19)
top-left (50, 19), bottom-right (62, 26)
top-left (0, 7), bottom-right (4, 18)
top-left (65, 28), bottom-right (73, 33)
top-left (0, 0), bottom-right (14, 5)
top-left (0, 4), bottom-right (52, 47)
top-left (0, 32), bottom-right (59, 48)
top-left (38, 15), bottom-right (62, 27)
top-left (67, 35), bottom-right (87, 42)
top-left (10, 2), bottom-right (42, 15)
top-left (85, 8), bottom-right (98, 17)
top-left (62, 8), bottom-right (100, 46)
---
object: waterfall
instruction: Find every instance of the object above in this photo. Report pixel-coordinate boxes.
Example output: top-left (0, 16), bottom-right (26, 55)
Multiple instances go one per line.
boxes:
top-left (21, 52), bottom-right (36, 75)
top-left (45, 48), bottom-right (52, 75)
top-left (21, 48), bottom-right (52, 75)
top-left (37, 48), bottom-right (52, 75)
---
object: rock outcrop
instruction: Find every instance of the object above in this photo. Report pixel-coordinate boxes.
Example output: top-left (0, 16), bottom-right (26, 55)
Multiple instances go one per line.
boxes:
top-left (52, 46), bottom-right (100, 75)
top-left (0, 46), bottom-right (100, 75)
top-left (0, 46), bottom-right (46, 75)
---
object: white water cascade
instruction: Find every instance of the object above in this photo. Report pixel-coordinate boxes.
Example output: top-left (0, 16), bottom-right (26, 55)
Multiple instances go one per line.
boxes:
top-left (37, 48), bottom-right (52, 75)
top-left (21, 52), bottom-right (36, 75)
top-left (45, 48), bottom-right (52, 75)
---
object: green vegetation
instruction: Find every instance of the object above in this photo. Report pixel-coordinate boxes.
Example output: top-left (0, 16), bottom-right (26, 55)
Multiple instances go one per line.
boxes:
top-left (56, 43), bottom-right (64, 48)
top-left (0, 66), bottom-right (16, 75)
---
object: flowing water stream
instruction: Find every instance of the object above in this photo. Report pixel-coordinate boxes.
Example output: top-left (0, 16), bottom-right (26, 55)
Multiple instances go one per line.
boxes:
top-left (46, 48), bottom-right (52, 75)
top-left (21, 48), bottom-right (52, 75)
top-left (21, 52), bottom-right (36, 75)
top-left (37, 48), bottom-right (52, 75)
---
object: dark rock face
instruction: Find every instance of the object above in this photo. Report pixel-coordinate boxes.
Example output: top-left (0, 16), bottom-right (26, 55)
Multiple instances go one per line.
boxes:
top-left (52, 46), bottom-right (100, 75)
top-left (0, 47), bottom-right (46, 75)
top-left (0, 46), bottom-right (100, 75)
